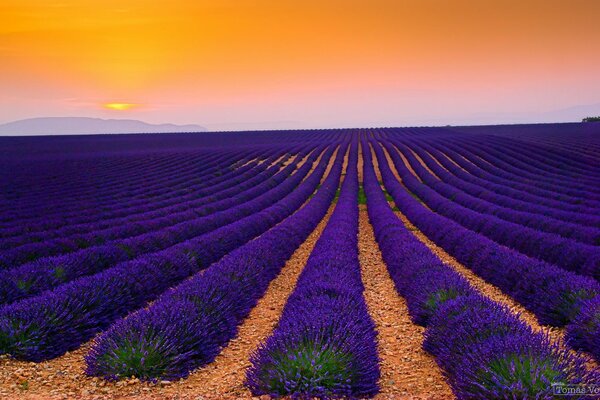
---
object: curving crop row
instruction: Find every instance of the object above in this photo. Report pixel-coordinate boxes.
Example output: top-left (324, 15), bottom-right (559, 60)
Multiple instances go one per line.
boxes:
top-left (382, 140), bottom-right (600, 278)
top-left (403, 140), bottom-right (600, 244)
top-left (372, 139), bottom-right (600, 327)
top-left (247, 140), bottom-right (380, 398)
top-left (0, 149), bottom-right (260, 235)
top-left (415, 140), bottom-right (600, 227)
top-left (436, 133), bottom-right (600, 192)
top-left (0, 149), bottom-right (238, 223)
top-left (461, 134), bottom-right (600, 186)
top-left (0, 129), bottom-right (325, 211)
top-left (0, 154), bottom-right (283, 251)
top-left (0, 151), bottom-right (245, 235)
top-left (0, 148), bottom-right (320, 304)
top-left (0, 151), bottom-right (290, 251)
top-left (85, 143), bottom-right (347, 382)
top-left (433, 137), bottom-right (600, 208)
top-left (1, 129), bottom-right (336, 212)
top-left (495, 126), bottom-right (600, 170)
top-left (420, 136), bottom-right (600, 215)
top-left (396, 139), bottom-right (600, 247)
top-left (362, 139), bottom-right (598, 399)
top-left (0, 150), bottom-right (293, 264)
top-left (429, 139), bottom-right (600, 215)
top-left (0, 151), bottom-right (208, 212)
top-left (0, 144), bottom-right (336, 361)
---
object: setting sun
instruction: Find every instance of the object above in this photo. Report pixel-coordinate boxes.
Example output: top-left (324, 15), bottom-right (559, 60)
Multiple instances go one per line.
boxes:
top-left (103, 103), bottom-right (138, 111)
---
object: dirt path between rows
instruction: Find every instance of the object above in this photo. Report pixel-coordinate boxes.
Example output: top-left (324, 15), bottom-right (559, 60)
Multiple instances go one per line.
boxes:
top-left (390, 208), bottom-right (598, 371)
top-left (358, 208), bottom-right (454, 400)
top-left (0, 147), bottom-right (341, 400)
top-left (162, 206), bottom-right (336, 399)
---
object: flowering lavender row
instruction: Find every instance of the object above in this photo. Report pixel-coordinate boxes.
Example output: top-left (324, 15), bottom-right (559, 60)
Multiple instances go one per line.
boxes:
top-left (382, 140), bottom-right (600, 278)
top-left (0, 151), bottom-right (247, 237)
top-left (247, 140), bottom-right (380, 398)
top-left (362, 139), bottom-right (598, 399)
top-left (0, 148), bottom-right (318, 304)
top-left (0, 128), bottom-right (334, 212)
top-left (479, 124), bottom-right (600, 170)
top-left (2, 150), bottom-right (225, 203)
top-left (2, 146), bottom-right (298, 231)
top-left (85, 142), bottom-right (347, 382)
top-left (410, 133), bottom-right (598, 208)
top-left (0, 149), bottom-right (297, 265)
top-left (420, 137), bottom-right (600, 215)
top-left (0, 149), bottom-right (260, 235)
top-left (458, 134), bottom-right (600, 187)
top-left (401, 140), bottom-right (600, 244)
top-left (0, 149), bottom-right (239, 223)
top-left (431, 137), bottom-right (600, 209)
top-left (464, 134), bottom-right (600, 183)
top-left (0, 151), bottom-right (290, 250)
top-left (372, 139), bottom-right (600, 327)
top-left (0, 151), bottom-right (215, 213)
top-left (506, 125), bottom-right (600, 164)
top-left (416, 135), bottom-right (600, 216)
top-left (0, 156), bottom-right (279, 264)
top-left (0, 145), bottom-right (335, 361)
top-left (0, 151), bottom-right (289, 251)
top-left (567, 298), bottom-right (600, 363)
top-left (2, 128), bottom-right (340, 214)
top-left (413, 140), bottom-right (600, 228)
top-left (442, 134), bottom-right (600, 187)
top-left (424, 131), bottom-right (600, 189)
top-left (395, 139), bottom-right (600, 246)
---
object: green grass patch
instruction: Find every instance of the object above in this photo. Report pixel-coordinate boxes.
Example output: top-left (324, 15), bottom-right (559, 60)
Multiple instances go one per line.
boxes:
top-left (358, 185), bottom-right (367, 204)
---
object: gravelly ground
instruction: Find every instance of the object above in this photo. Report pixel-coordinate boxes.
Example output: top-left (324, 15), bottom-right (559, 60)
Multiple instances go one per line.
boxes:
top-left (358, 208), bottom-right (454, 400)
top-left (2, 144), bottom-right (593, 399)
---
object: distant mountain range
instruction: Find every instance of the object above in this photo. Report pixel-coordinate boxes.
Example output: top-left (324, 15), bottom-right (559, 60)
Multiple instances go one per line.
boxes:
top-left (0, 117), bottom-right (207, 136)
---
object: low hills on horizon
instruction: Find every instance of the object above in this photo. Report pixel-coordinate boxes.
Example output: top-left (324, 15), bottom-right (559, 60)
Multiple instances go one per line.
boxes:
top-left (0, 117), bottom-right (207, 136)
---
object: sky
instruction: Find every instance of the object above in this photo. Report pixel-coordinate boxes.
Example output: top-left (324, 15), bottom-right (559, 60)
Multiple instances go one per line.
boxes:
top-left (1, 0), bottom-right (599, 131)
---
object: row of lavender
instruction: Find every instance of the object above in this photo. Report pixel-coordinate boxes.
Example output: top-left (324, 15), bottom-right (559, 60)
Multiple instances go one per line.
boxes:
top-left (1, 150), bottom-right (246, 224)
top-left (385, 130), bottom-right (600, 216)
top-left (362, 137), bottom-right (598, 398)
top-left (0, 147), bottom-right (308, 304)
top-left (0, 125), bottom-right (599, 398)
top-left (381, 139), bottom-right (600, 277)
top-left (382, 128), bottom-right (600, 213)
top-left (452, 132), bottom-right (600, 185)
top-left (0, 144), bottom-right (336, 361)
top-left (409, 126), bottom-right (600, 189)
top-left (399, 138), bottom-right (600, 244)
top-left (441, 135), bottom-right (600, 199)
top-left (0, 149), bottom-right (289, 266)
top-left (374, 137), bottom-right (598, 315)
top-left (0, 129), bottom-right (341, 216)
top-left (0, 150), bottom-right (282, 250)
top-left (1, 146), bottom-right (298, 231)
top-left (373, 130), bottom-right (600, 365)
top-left (416, 136), bottom-right (600, 227)
top-left (86, 142), bottom-right (347, 383)
top-left (428, 134), bottom-right (600, 208)
top-left (0, 149), bottom-right (253, 235)
top-left (247, 140), bottom-right (380, 398)
top-left (0, 128), bottom-right (343, 230)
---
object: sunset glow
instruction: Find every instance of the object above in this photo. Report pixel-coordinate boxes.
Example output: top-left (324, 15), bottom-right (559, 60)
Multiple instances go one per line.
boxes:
top-left (1, 0), bottom-right (599, 130)
top-left (103, 103), bottom-right (139, 111)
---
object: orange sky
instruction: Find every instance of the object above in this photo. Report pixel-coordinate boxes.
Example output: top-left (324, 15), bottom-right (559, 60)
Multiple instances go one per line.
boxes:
top-left (1, 0), bottom-right (599, 130)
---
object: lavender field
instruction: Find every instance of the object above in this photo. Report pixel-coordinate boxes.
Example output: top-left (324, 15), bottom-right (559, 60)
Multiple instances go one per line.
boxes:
top-left (1, 123), bottom-right (600, 399)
